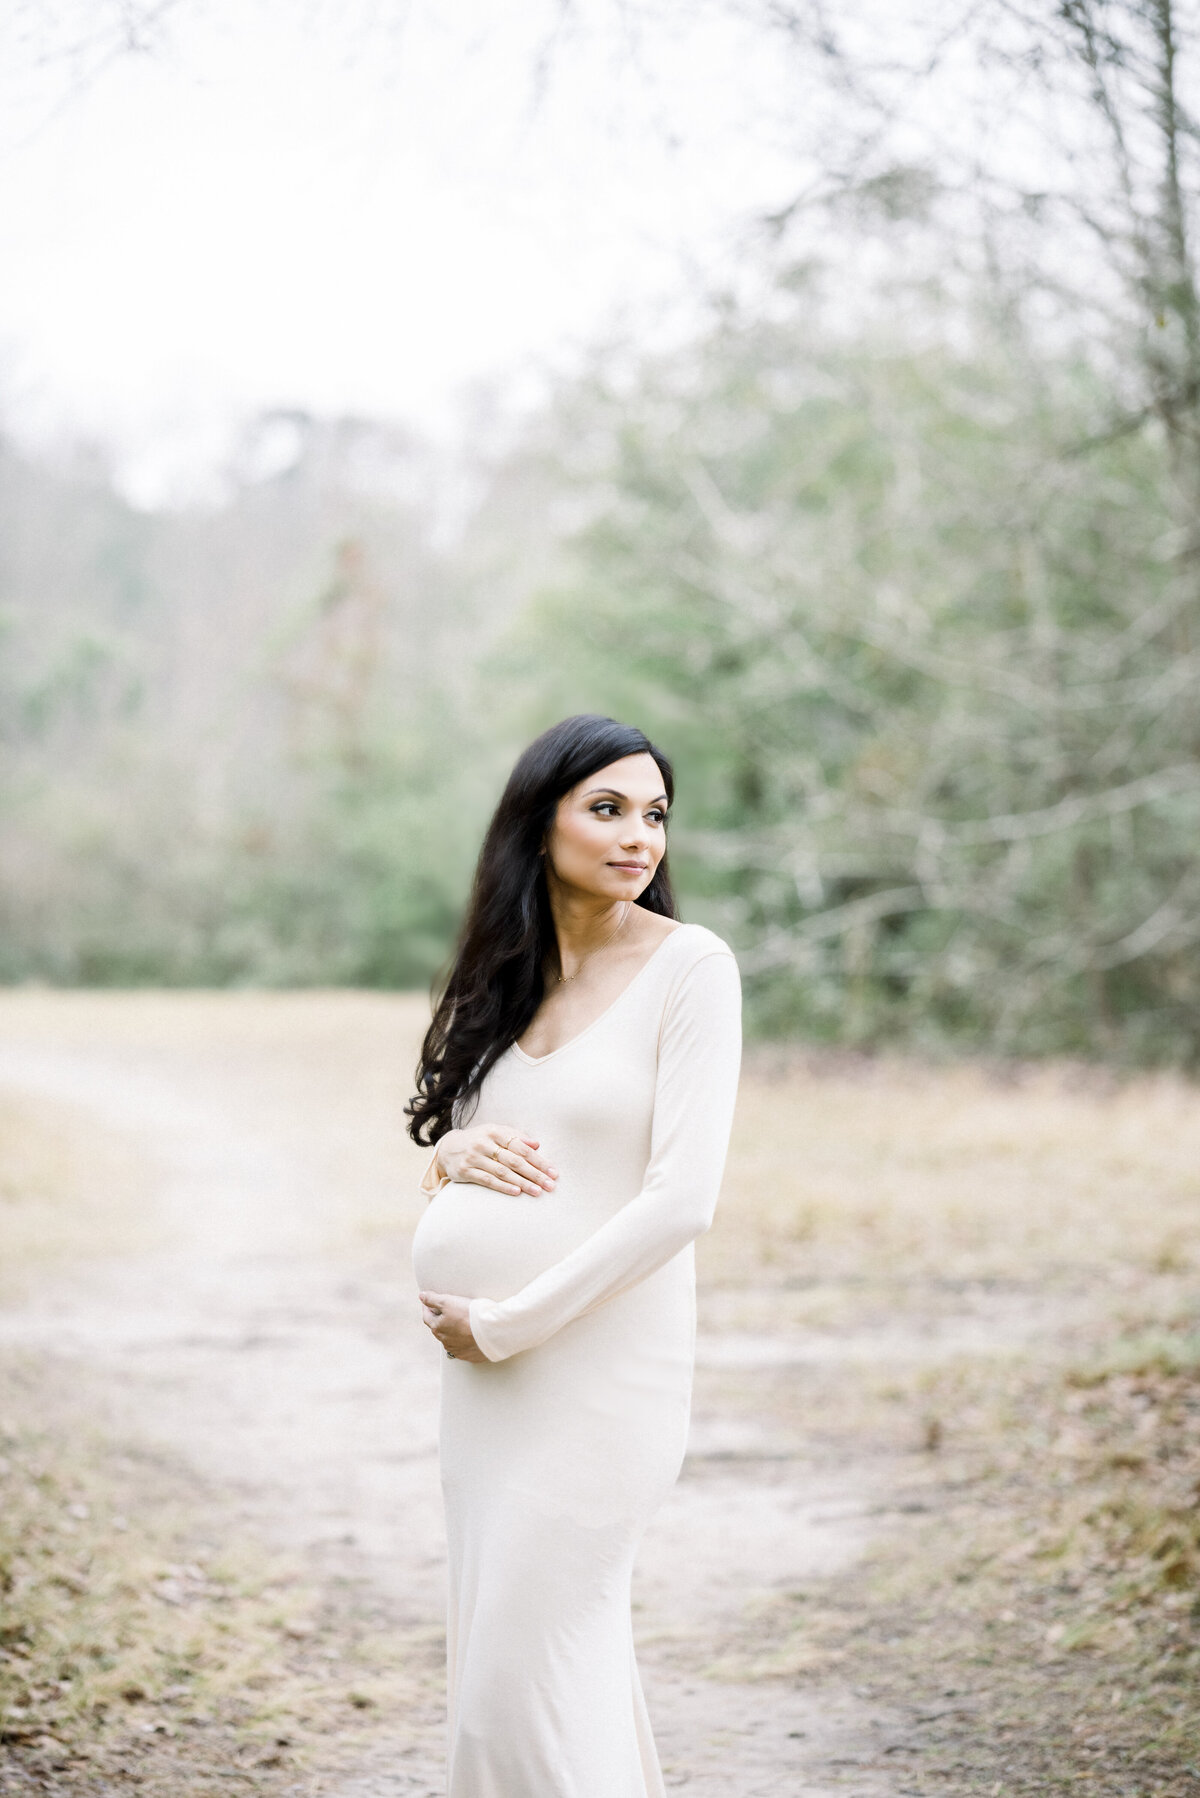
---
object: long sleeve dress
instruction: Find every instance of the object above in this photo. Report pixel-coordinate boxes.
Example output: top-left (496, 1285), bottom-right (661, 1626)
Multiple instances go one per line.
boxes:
top-left (410, 921), bottom-right (742, 1798)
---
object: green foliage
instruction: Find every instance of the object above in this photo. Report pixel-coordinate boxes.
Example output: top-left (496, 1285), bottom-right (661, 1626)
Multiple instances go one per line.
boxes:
top-left (490, 299), bottom-right (1200, 1059)
top-left (0, 419), bottom-right (497, 991)
top-left (0, 300), bottom-right (1197, 1065)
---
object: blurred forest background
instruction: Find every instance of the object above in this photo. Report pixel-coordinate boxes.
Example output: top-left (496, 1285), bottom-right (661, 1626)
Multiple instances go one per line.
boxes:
top-left (3, 0), bottom-right (1200, 1064)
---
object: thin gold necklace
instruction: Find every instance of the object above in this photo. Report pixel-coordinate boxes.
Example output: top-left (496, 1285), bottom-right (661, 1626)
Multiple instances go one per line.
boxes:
top-left (556, 902), bottom-right (631, 984)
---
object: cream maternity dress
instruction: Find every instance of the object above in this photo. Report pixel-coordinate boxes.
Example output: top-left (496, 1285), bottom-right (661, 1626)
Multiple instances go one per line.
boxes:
top-left (411, 921), bottom-right (742, 1798)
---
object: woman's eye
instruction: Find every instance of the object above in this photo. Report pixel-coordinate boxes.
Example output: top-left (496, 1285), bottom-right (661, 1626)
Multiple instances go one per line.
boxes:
top-left (590, 802), bottom-right (667, 822)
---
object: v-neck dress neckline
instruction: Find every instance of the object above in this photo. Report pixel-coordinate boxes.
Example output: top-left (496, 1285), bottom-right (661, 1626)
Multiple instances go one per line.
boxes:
top-left (509, 923), bottom-right (692, 1067)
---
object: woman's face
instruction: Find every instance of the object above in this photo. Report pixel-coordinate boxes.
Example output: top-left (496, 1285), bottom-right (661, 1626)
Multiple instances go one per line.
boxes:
top-left (543, 752), bottom-right (669, 904)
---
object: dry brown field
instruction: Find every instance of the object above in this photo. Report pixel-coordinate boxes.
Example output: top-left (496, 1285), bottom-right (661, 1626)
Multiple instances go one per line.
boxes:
top-left (0, 992), bottom-right (1198, 1796)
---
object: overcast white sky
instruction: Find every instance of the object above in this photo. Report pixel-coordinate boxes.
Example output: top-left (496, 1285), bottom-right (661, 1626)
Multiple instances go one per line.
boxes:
top-left (0, 1), bottom-right (805, 502)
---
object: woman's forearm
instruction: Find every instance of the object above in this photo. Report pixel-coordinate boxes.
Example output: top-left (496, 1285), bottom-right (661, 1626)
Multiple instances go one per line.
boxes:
top-left (467, 950), bottom-right (742, 1361)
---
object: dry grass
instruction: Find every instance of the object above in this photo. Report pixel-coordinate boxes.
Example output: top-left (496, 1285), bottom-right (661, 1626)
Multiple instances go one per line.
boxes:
top-left (696, 1046), bottom-right (1200, 1794)
top-left (2, 1000), bottom-right (1200, 1793)
top-left (0, 1357), bottom-right (436, 1796)
top-left (706, 1048), bottom-right (1200, 1304)
top-left (0, 990), bottom-right (434, 1253)
top-left (0, 1094), bottom-right (162, 1297)
top-left (802, 1331), bottom-right (1200, 1796)
top-left (0, 1009), bottom-right (440, 1795)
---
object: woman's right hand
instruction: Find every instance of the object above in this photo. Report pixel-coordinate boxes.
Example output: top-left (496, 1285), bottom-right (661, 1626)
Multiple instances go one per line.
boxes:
top-left (434, 1125), bottom-right (558, 1196)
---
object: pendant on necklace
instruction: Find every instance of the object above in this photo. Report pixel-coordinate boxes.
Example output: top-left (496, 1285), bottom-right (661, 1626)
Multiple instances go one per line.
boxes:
top-left (556, 901), bottom-right (630, 983)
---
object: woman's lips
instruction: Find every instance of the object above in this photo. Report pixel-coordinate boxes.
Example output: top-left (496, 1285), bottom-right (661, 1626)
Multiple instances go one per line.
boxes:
top-left (609, 862), bottom-right (647, 871)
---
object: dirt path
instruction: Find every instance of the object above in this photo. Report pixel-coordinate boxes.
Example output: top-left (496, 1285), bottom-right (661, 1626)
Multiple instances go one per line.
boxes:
top-left (0, 993), bottom-right (991, 1796)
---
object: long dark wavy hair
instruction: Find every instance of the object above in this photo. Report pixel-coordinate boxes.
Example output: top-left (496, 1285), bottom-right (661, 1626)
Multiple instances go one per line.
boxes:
top-left (405, 714), bottom-right (678, 1147)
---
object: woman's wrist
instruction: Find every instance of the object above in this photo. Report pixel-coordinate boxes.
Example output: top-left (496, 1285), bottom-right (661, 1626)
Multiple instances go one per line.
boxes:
top-left (420, 1134), bottom-right (456, 1197)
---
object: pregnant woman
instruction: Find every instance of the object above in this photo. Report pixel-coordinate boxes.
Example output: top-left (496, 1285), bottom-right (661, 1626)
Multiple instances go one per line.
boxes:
top-left (407, 712), bottom-right (742, 1797)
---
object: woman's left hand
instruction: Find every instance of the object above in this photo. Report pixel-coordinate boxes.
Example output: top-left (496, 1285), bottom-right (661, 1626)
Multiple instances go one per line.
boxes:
top-left (419, 1291), bottom-right (488, 1363)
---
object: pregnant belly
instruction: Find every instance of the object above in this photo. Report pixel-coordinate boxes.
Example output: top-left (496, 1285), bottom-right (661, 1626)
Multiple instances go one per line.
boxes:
top-left (411, 1181), bottom-right (591, 1301)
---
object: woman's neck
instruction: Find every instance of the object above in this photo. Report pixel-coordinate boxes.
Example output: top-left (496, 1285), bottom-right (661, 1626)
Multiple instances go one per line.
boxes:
top-left (547, 892), bottom-right (632, 965)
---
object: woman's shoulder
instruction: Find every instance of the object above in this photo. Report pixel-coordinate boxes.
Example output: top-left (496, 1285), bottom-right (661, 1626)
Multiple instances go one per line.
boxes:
top-left (658, 920), bottom-right (739, 976)
top-left (654, 924), bottom-right (741, 1040)
top-left (666, 918), bottom-right (735, 951)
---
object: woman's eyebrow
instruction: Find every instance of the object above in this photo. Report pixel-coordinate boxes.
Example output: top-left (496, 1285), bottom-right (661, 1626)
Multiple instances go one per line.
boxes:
top-left (582, 787), bottom-right (669, 804)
